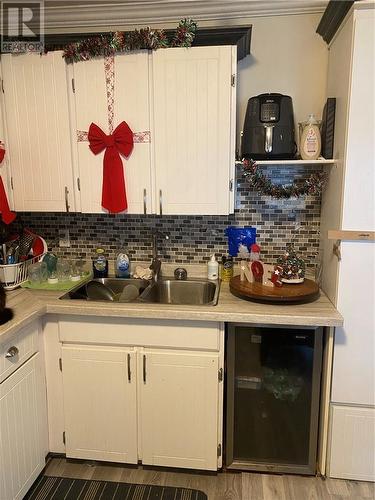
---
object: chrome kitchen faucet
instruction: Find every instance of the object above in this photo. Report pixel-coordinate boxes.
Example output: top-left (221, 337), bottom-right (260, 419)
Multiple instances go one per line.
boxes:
top-left (150, 230), bottom-right (169, 282)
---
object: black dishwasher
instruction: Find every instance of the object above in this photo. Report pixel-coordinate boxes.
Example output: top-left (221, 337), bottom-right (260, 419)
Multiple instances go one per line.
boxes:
top-left (225, 324), bottom-right (323, 474)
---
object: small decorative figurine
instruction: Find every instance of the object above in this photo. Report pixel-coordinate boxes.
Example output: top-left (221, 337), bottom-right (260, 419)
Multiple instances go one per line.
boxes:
top-left (240, 260), bottom-right (252, 282)
top-left (251, 260), bottom-right (264, 283)
top-left (240, 243), bottom-right (263, 284)
top-left (277, 244), bottom-right (306, 283)
top-left (249, 243), bottom-right (261, 262)
top-left (271, 265), bottom-right (284, 287)
top-left (249, 245), bottom-right (264, 283)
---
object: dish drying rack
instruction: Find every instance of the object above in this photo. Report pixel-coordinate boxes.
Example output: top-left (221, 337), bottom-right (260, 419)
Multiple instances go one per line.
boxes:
top-left (0, 237), bottom-right (47, 290)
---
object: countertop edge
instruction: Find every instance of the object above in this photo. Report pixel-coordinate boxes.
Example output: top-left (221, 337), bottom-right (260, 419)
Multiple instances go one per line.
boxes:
top-left (0, 304), bottom-right (47, 344)
top-left (0, 287), bottom-right (343, 344)
top-left (45, 302), bottom-right (343, 327)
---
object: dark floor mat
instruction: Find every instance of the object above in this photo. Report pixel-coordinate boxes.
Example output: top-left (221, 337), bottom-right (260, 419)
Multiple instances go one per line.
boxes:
top-left (24, 475), bottom-right (208, 500)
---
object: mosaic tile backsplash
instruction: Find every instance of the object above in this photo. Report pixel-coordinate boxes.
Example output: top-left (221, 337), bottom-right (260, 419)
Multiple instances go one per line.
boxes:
top-left (16, 166), bottom-right (322, 272)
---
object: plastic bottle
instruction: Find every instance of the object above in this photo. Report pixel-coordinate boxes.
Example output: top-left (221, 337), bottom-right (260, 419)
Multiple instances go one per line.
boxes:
top-left (300, 114), bottom-right (322, 160)
top-left (221, 255), bottom-right (234, 282)
top-left (207, 254), bottom-right (219, 280)
top-left (92, 248), bottom-right (108, 278)
top-left (116, 252), bottom-right (130, 278)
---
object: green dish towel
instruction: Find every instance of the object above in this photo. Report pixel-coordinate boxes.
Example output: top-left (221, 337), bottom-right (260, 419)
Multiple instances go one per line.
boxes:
top-left (21, 274), bottom-right (91, 291)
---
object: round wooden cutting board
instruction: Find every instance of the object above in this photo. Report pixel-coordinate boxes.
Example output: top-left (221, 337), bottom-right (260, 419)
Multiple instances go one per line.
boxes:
top-left (229, 276), bottom-right (320, 304)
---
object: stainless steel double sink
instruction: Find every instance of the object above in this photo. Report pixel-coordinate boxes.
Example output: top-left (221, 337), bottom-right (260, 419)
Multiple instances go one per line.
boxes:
top-left (60, 277), bottom-right (220, 306)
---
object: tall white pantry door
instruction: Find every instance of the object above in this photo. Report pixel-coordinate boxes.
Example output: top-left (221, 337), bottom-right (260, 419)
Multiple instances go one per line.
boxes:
top-left (73, 51), bottom-right (152, 214)
top-left (331, 7), bottom-right (375, 408)
top-left (152, 46), bottom-right (236, 215)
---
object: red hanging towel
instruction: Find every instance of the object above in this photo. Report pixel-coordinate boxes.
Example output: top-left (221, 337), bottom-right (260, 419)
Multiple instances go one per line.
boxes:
top-left (0, 144), bottom-right (16, 225)
top-left (88, 121), bottom-right (134, 213)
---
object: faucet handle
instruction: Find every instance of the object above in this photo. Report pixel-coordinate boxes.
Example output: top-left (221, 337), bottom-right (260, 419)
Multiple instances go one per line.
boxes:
top-left (174, 268), bottom-right (187, 280)
top-left (154, 230), bottom-right (169, 240)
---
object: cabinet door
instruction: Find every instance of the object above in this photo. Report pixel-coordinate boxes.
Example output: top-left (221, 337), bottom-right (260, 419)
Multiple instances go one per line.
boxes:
top-left (152, 46), bottom-right (236, 215)
top-left (0, 354), bottom-right (47, 500)
top-left (341, 8), bottom-right (375, 231)
top-left (0, 82), bottom-right (13, 209)
top-left (73, 52), bottom-right (152, 214)
top-left (330, 9), bottom-right (375, 408)
top-left (329, 404), bottom-right (375, 481)
top-left (62, 345), bottom-right (138, 463)
top-left (140, 350), bottom-right (219, 470)
top-left (1, 51), bottom-right (75, 212)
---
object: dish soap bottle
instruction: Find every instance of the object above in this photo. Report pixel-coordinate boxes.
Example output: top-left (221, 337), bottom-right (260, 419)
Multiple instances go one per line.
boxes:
top-left (93, 248), bottom-right (108, 278)
top-left (207, 254), bottom-right (219, 280)
top-left (300, 114), bottom-right (321, 160)
top-left (116, 252), bottom-right (130, 278)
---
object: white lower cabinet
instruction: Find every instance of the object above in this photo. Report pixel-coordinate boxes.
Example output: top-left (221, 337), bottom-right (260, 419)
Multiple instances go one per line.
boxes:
top-left (58, 317), bottom-right (223, 471)
top-left (328, 404), bottom-right (375, 481)
top-left (140, 350), bottom-right (219, 470)
top-left (62, 346), bottom-right (138, 463)
top-left (0, 353), bottom-right (47, 500)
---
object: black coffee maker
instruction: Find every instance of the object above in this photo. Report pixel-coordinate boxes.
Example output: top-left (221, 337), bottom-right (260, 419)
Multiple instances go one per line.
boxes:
top-left (241, 93), bottom-right (296, 160)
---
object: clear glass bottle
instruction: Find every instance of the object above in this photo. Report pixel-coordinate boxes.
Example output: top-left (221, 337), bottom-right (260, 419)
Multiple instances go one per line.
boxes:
top-left (92, 248), bottom-right (108, 278)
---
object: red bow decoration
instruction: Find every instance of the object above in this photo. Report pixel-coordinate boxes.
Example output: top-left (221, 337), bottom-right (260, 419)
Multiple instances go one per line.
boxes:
top-left (0, 145), bottom-right (16, 225)
top-left (88, 121), bottom-right (134, 213)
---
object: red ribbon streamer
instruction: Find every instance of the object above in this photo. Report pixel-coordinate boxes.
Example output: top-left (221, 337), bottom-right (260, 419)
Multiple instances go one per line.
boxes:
top-left (88, 121), bottom-right (134, 213)
top-left (0, 146), bottom-right (16, 224)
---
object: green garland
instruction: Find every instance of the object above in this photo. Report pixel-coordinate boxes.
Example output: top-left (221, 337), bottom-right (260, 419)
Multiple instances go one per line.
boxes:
top-left (242, 158), bottom-right (327, 199)
top-left (63, 19), bottom-right (197, 63)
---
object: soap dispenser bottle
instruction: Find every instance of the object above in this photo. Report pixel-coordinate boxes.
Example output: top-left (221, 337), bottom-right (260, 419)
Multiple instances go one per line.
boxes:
top-left (207, 254), bottom-right (219, 280)
top-left (299, 114), bottom-right (322, 160)
top-left (116, 252), bottom-right (130, 278)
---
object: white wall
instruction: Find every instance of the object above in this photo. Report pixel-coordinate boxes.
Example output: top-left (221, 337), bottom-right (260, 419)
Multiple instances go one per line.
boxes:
top-left (236, 13), bottom-right (328, 148)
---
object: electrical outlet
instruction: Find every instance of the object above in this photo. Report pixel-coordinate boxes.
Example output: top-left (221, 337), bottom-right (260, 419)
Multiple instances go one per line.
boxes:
top-left (59, 230), bottom-right (70, 248)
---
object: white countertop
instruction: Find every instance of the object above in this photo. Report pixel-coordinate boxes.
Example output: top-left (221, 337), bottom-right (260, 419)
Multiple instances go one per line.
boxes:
top-left (0, 281), bottom-right (343, 344)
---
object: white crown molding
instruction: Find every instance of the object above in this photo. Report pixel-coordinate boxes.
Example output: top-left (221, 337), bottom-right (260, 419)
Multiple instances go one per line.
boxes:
top-left (42, 1), bottom-right (328, 33)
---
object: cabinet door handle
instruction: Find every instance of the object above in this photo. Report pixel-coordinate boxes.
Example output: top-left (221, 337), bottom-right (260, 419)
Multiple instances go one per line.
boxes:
top-left (127, 353), bottom-right (131, 382)
top-left (143, 354), bottom-right (146, 383)
top-left (5, 346), bottom-right (18, 358)
top-left (143, 188), bottom-right (147, 215)
top-left (159, 189), bottom-right (163, 216)
top-left (64, 186), bottom-right (70, 212)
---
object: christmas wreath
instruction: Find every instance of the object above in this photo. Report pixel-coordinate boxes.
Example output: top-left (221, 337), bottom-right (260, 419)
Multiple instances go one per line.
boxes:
top-left (63, 19), bottom-right (197, 63)
top-left (242, 158), bottom-right (327, 199)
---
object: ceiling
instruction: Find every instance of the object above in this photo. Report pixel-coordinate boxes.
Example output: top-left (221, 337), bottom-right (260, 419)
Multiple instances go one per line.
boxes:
top-left (41, 1), bottom-right (329, 33)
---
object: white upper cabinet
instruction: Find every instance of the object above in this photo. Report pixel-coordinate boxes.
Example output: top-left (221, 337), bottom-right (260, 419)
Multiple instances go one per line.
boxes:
top-left (1, 46), bottom-right (236, 215)
top-left (341, 8), bottom-right (375, 232)
top-left (73, 51), bottom-right (152, 214)
top-left (1, 51), bottom-right (75, 212)
top-left (152, 46), bottom-right (236, 215)
top-left (0, 88), bottom-right (12, 209)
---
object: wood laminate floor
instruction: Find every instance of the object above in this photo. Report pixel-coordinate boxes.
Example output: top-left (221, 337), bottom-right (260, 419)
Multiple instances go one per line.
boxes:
top-left (43, 458), bottom-right (374, 500)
